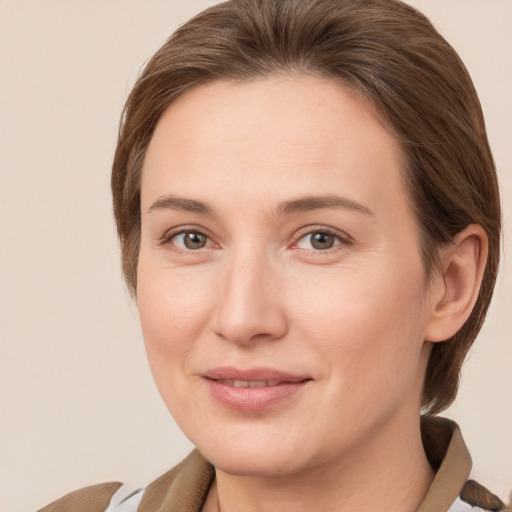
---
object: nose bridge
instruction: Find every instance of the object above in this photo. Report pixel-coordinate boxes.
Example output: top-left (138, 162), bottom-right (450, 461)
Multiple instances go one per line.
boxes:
top-left (213, 242), bottom-right (287, 345)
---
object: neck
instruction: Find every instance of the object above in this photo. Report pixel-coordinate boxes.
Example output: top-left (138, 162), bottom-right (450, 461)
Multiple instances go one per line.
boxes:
top-left (203, 413), bottom-right (434, 512)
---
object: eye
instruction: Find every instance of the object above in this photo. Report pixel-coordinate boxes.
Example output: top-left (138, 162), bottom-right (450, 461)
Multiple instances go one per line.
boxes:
top-left (295, 230), bottom-right (346, 251)
top-left (167, 230), bottom-right (212, 250)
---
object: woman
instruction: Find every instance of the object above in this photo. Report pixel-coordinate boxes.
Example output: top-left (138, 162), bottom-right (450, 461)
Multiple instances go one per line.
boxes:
top-left (39, 0), bottom-right (506, 511)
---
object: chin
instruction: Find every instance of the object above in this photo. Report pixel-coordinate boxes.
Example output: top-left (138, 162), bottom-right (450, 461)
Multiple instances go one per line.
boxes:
top-left (204, 447), bottom-right (303, 478)
top-left (192, 427), bottom-right (322, 478)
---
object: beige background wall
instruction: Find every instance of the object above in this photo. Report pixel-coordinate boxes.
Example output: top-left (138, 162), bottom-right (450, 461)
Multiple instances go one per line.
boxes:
top-left (1, 1), bottom-right (511, 511)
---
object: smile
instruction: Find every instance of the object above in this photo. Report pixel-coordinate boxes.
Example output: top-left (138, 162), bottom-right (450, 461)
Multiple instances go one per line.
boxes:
top-left (203, 367), bottom-right (311, 411)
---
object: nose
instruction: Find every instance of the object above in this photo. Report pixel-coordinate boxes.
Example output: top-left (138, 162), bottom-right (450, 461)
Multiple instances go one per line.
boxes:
top-left (212, 248), bottom-right (288, 346)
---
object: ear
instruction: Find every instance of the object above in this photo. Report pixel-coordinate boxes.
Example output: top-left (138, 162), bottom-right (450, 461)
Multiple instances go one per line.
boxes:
top-left (425, 224), bottom-right (489, 343)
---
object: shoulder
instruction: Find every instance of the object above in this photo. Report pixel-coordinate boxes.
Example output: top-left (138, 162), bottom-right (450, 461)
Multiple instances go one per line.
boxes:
top-left (36, 450), bottom-right (214, 512)
top-left (37, 482), bottom-right (123, 512)
top-left (421, 416), bottom-right (508, 512)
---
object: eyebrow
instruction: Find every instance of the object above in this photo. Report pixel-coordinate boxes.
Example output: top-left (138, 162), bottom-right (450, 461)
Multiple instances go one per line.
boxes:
top-left (148, 195), bottom-right (214, 215)
top-left (147, 194), bottom-right (372, 217)
top-left (277, 195), bottom-right (373, 216)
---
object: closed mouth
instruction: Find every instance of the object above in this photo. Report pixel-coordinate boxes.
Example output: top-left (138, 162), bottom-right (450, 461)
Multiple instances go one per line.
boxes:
top-left (203, 366), bottom-right (310, 383)
top-left (202, 367), bottom-right (311, 410)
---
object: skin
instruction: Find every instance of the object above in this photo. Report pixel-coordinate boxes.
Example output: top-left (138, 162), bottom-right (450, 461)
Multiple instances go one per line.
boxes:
top-left (137, 76), bottom-right (486, 512)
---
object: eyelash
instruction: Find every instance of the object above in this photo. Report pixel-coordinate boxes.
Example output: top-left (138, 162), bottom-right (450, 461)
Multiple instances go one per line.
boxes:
top-left (159, 228), bottom-right (215, 252)
top-left (292, 226), bottom-right (353, 253)
top-left (159, 226), bottom-right (352, 253)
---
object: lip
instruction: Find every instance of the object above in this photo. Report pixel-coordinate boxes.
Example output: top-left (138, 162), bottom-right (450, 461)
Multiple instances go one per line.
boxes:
top-left (203, 366), bottom-right (312, 411)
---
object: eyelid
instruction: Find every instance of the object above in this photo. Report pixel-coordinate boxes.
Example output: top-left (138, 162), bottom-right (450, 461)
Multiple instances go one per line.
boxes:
top-left (159, 225), bottom-right (218, 250)
top-left (291, 225), bottom-right (353, 251)
top-left (157, 224), bottom-right (352, 253)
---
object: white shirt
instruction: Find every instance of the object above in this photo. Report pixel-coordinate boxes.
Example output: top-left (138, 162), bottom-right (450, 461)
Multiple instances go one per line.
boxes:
top-left (104, 484), bottom-right (145, 512)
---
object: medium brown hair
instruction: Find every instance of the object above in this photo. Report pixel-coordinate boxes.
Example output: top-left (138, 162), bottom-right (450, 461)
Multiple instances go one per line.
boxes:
top-left (112, 0), bottom-right (501, 414)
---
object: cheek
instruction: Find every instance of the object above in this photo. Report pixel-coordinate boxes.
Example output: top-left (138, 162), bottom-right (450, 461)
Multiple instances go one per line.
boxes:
top-left (136, 262), bottom-right (221, 430)
top-left (136, 259), bottom-right (216, 382)
top-left (289, 261), bottom-right (428, 390)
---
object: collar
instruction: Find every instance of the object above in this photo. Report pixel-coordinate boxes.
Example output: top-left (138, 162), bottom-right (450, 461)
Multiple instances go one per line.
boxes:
top-left (419, 416), bottom-right (472, 512)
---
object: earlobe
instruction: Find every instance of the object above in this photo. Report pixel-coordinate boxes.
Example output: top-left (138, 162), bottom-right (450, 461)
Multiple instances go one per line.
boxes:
top-left (425, 224), bottom-right (488, 343)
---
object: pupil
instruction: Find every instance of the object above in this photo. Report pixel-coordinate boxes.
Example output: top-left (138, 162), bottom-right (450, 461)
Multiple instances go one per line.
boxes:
top-left (311, 232), bottom-right (334, 250)
top-left (184, 232), bottom-right (206, 249)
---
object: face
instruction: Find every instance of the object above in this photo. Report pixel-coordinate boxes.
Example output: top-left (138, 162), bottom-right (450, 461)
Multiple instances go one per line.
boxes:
top-left (137, 76), bottom-right (438, 477)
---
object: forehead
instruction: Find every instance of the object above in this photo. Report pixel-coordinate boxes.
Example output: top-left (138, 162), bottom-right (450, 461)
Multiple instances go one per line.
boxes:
top-left (141, 75), bottom-right (409, 222)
